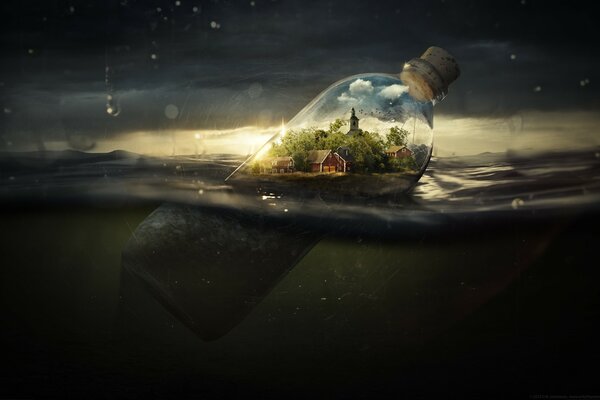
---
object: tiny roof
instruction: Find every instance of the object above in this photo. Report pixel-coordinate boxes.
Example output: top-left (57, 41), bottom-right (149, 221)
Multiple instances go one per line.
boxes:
top-left (336, 146), bottom-right (354, 162)
top-left (307, 149), bottom-right (331, 164)
top-left (271, 156), bottom-right (294, 167)
top-left (386, 145), bottom-right (410, 153)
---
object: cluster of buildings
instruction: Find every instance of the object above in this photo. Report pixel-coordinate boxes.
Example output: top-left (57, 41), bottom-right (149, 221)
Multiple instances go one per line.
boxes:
top-left (262, 146), bottom-right (354, 174)
top-left (260, 108), bottom-right (413, 174)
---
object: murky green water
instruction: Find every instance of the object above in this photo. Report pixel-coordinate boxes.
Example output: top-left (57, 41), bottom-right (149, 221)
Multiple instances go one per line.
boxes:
top-left (2, 205), bottom-right (600, 398)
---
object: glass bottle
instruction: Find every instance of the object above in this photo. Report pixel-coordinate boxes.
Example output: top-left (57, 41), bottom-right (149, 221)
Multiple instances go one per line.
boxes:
top-left (227, 47), bottom-right (460, 204)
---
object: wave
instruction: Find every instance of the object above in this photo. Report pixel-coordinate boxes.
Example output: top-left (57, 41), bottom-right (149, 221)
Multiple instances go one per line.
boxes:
top-left (1, 148), bottom-right (599, 235)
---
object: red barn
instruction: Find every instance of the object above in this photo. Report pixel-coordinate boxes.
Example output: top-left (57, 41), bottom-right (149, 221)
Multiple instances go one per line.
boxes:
top-left (386, 145), bottom-right (413, 159)
top-left (307, 150), bottom-right (345, 173)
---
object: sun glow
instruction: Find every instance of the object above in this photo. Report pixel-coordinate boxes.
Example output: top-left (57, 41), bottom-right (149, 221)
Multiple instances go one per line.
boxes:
top-left (280, 118), bottom-right (286, 137)
top-left (18, 111), bottom-right (599, 158)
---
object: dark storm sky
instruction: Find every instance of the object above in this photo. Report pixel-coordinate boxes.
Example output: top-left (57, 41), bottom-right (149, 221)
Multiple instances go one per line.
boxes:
top-left (1, 0), bottom-right (599, 147)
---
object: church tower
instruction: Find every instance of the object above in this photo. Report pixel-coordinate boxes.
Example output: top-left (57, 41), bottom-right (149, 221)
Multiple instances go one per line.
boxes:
top-left (347, 108), bottom-right (360, 136)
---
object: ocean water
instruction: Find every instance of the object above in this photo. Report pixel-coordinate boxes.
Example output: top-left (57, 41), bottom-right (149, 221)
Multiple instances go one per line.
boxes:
top-left (2, 147), bottom-right (599, 224)
top-left (1, 148), bottom-right (600, 398)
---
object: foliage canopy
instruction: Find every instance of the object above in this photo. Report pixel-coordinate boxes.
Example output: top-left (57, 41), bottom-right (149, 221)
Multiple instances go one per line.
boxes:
top-left (266, 119), bottom-right (416, 173)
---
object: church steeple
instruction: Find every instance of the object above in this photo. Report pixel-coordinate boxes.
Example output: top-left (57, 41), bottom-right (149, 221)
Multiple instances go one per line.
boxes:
top-left (347, 108), bottom-right (360, 136)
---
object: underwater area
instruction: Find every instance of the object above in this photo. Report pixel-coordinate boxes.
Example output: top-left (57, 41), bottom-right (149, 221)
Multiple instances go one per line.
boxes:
top-left (1, 147), bottom-right (600, 398)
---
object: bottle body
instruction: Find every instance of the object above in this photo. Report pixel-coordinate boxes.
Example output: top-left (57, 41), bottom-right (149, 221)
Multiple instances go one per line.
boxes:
top-left (229, 73), bottom-right (435, 202)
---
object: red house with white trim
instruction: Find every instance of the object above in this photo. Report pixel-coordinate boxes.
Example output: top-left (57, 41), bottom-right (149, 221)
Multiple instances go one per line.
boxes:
top-left (386, 145), bottom-right (413, 159)
top-left (307, 150), bottom-right (346, 173)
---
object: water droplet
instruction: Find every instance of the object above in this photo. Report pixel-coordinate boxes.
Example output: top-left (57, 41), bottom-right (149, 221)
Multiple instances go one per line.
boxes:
top-left (150, 53), bottom-right (157, 60)
top-left (106, 103), bottom-right (120, 117)
top-left (533, 86), bottom-right (542, 92)
top-left (511, 198), bottom-right (525, 209)
top-left (28, 48), bottom-right (34, 55)
top-left (156, 7), bottom-right (162, 12)
top-left (510, 54), bottom-right (516, 60)
top-left (210, 21), bottom-right (221, 29)
top-left (250, 1), bottom-right (256, 6)
top-left (192, 6), bottom-right (199, 12)
top-left (165, 104), bottom-right (179, 119)
top-left (175, 0), bottom-right (181, 6)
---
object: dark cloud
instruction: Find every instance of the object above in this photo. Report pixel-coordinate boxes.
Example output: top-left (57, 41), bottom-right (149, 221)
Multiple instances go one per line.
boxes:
top-left (1, 0), bottom-right (599, 148)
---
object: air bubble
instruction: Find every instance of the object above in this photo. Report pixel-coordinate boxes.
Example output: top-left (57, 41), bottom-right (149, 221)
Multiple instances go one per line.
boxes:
top-left (165, 104), bottom-right (179, 119)
top-left (247, 83), bottom-right (263, 99)
top-left (511, 198), bottom-right (525, 209)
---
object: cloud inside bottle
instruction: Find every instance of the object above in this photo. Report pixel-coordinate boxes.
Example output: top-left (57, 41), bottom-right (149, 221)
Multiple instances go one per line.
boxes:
top-left (379, 84), bottom-right (409, 100)
top-left (349, 79), bottom-right (374, 96)
top-left (337, 78), bottom-right (374, 102)
top-left (337, 79), bottom-right (409, 104)
top-left (333, 78), bottom-right (426, 125)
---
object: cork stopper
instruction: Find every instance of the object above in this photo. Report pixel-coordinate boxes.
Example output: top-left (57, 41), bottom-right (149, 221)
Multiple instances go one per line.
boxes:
top-left (400, 46), bottom-right (460, 102)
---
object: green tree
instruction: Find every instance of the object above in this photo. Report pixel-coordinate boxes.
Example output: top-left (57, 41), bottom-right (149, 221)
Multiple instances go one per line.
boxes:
top-left (314, 129), bottom-right (328, 144)
top-left (328, 118), bottom-right (347, 134)
top-left (386, 126), bottom-right (410, 147)
top-left (267, 119), bottom-right (402, 174)
top-left (346, 131), bottom-right (386, 173)
top-left (321, 130), bottom-right (346, 153)
top-left (387, 156), bottom-right (417, 172)
top-left (270, 127), bottom-right (321, 172)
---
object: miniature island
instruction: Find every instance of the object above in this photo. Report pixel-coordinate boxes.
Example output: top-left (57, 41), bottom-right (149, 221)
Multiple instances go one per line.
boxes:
top-left (233, 108), bottom-right (431, 199)
top-left (251, 108), bottom-right (426, 176)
